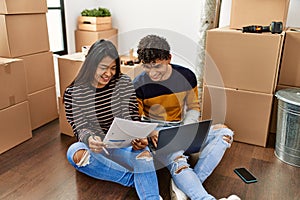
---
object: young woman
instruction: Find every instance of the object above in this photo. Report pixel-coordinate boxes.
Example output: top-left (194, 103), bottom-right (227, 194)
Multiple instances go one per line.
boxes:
top-left (64, 39), bottom-right (161, 200)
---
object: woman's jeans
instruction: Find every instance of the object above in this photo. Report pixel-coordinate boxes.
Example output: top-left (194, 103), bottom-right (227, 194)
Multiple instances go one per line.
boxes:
top-left (67, 142), bottom-right (160, 200)
top-left (156, 125), bottom-right (234, 200)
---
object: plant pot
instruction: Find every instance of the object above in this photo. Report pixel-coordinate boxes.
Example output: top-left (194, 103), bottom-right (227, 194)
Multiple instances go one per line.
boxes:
top-left (77, 16), bottom-right (112, 31)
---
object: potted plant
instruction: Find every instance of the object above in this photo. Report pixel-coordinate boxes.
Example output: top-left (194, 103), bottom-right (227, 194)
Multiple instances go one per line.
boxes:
top-left (77, 7), bottom-right (112, 31)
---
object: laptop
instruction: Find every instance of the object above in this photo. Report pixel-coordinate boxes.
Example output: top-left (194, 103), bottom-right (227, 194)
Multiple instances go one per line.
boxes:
top-left (149, 119), bottom-right (212, 155)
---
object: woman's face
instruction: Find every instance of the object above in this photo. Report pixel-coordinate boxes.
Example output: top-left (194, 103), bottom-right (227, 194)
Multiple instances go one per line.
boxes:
top-left (92, 56), bottom-right (117, 88)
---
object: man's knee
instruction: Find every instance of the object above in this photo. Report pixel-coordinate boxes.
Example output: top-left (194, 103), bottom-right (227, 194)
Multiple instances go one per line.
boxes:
top-left (172, 155), bottom-right (189, 174)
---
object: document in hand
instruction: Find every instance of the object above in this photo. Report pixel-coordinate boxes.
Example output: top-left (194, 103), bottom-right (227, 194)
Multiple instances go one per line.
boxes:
top-left (103, 117), bottom-right (158, 148)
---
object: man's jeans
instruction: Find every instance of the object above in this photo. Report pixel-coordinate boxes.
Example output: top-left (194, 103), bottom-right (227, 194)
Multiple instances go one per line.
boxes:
top-left (156, 126), bottom-right (234, 200)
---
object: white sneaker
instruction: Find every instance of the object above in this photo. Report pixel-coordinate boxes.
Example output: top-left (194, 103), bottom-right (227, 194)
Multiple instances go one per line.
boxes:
top-left (219, 194), bottom-right (241, 200)
top-left (170, 179), bottom-right (188, 200)
top-left (159, 195), bottom-right (163, 200)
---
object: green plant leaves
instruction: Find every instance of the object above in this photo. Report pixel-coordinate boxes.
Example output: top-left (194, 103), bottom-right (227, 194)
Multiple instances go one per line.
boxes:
top-left (81, 7), bottom-right (111, 17)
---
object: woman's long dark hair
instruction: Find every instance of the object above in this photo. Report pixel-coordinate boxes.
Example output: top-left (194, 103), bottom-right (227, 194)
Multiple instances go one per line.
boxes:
top-left (72, 39), bottom-right (121, 86)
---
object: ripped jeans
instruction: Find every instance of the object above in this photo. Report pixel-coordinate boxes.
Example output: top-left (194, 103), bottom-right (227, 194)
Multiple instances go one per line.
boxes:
top-left (66, 142), bottom-right (160, 200)
top-left (156, 125), bottom-right (234, 200)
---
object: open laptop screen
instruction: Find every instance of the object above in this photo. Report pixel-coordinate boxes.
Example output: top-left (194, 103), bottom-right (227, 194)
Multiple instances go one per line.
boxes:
top-left (150, 119), bottom-right (212, 155)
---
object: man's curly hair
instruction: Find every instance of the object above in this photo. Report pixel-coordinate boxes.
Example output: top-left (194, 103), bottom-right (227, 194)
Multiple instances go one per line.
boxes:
top-left (137, 35), bottom-right (170, 63)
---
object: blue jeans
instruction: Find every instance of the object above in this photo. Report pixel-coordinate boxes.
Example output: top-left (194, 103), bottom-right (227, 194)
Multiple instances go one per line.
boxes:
top-left (156, 126), bottom-right (234, 200)
top-left (67, 142), bottom-right (160, 200)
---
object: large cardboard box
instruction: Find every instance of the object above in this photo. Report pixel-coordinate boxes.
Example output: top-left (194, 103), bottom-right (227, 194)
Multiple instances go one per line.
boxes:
top-left (0, 14), bottom-right (50, 57)
top-left (75, 28), bottom-right (118, 52)
top-left (230, 0), bottom-right (290, 29)
top-left (28, 86), bottom-right (58, 130)
top-left (278, 28), bottom-right (300, 87)
top-left (202, 84), bottom-right (273, 147)
top-left (205, 28), bottom-right (284, 94)
top-left (0, 101), bottom-right (32, 154)
top-left (58, 97), bottom-right (74, 137)
top-left (0, 58), bottom-right (27, 109)
top-left (58, 53), bottom-right (84, 96)
top-left (0, 0), bottom-right (47, 14)
top-left (77, 16), bottom-right (112, 31)
top-left (20, 51), bottom-right (55, 94)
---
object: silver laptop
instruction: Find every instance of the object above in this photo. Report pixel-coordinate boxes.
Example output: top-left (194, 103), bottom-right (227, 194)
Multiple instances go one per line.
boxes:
top-left (149, 119), bottom-right (212, 155)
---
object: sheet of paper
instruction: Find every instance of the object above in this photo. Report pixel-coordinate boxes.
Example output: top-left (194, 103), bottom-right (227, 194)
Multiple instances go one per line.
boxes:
top-left (103, 117), bottom-right (158, 148)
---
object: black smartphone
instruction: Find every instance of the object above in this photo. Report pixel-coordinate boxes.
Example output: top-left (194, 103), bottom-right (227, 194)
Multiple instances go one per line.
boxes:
top-left (234, 167), bottom-right (257, 184)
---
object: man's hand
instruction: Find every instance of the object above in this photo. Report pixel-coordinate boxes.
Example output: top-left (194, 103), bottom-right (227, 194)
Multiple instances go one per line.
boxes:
top-left (131, 138), bottom-right (148, 150)
top-left (149, 130), bottom-right (159, 148)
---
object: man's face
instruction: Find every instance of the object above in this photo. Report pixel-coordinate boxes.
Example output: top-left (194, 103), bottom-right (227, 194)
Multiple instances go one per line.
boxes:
top-left (142, 59), bottom-right (171, 81)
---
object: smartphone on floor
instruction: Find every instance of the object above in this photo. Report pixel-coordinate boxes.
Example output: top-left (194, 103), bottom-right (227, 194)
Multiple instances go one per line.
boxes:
top-left (234, 167), bottom-right (257, 184)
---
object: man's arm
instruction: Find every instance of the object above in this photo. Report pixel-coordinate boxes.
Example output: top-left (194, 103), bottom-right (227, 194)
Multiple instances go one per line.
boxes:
top-left (183, 87), bottom-right (201, 124)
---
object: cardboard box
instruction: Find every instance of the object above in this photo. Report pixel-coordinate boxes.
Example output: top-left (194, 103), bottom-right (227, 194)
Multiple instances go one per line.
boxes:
top-left (77, 16), bottom-right (112, 31)
top-left (0, 0), bottom-right (47, 14)
top-left (202, 84), bottom-right (273, 147)
top-left (205, 27), bottom-right (284, 94)
top-left (20, 51), bottom-right (55, 94)
top-left (230, 0), bottom-right (290, 29)
top-left (75, 28), bottom-right (118, 52)
top-left (58, 53), bottom-right (84, 96)
top-left (28, 86), bottom-right (58, 130)
top-left (0, 101), bottom-right (32, 154)
top-left (121, 64), bottom-right (143, 80)
top-left (58, 97), bottom-right (74, 137)
top-left (0, 14), bottom-right (50, 57)
top-left (0, 58), bottom-right (27, 109)
top-left (278, 28), bottom-right (300, 87)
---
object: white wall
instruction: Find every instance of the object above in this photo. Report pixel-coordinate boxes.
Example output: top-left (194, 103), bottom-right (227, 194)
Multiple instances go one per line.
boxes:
top-left (64, 0), bottom-right (300, 69)
top-left (64, 0), bottom-right (203, 71)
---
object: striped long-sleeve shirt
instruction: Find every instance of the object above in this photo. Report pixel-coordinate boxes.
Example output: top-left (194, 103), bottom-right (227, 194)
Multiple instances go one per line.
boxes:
top-left (63, 74), bottom-right (140, 144)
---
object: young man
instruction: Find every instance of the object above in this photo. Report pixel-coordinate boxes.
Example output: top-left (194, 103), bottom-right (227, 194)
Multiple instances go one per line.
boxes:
top-left (133, 35), bottom-right (240, 200)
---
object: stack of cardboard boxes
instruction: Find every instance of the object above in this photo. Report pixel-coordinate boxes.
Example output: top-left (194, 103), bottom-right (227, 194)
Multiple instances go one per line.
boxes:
top-left (202, 0), bottom-right (291, 147)
top-left (269, 27), bottom-right (300, 133)
top-left (0, 0), bottom-right (58, 153)
top-left (75, 14), bottom-right (118, 52)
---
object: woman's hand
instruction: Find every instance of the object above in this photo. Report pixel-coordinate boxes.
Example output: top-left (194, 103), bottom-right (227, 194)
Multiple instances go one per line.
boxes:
top-left (88, 135), bottom-right (107, 153)
top-left (131, 138), bottom-right (148, 150)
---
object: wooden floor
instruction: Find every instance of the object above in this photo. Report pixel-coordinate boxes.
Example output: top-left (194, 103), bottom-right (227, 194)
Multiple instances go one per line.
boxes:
top-left (0, 119), bottom-right (299, 200)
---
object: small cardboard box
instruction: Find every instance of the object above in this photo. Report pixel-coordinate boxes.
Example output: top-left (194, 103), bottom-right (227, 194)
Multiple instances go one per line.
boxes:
top-left (28, 86), bottom-right (58, 130)
top-left (75, 28), bottom-right (118, 52)
top-left (202, 84), bottom-right (273, 147)
top-left (0, 58), bottom-right (27, 110)
top-left (205, 27), bottom-right (284, 94)
top-left (0, 14), bottom-right (50, 57)
top-left (58, 97), bottom-right (74, 137)
top-left (0, 101), bottom-right (32, 154)
top-left (77, 16), bottom-right (112, 31)
top-left (278, 28), bottom-right (300, 87)
top-left (0, 0), bottom-right (47, 14)
top-left (121, 64), bottom-right (143, 81)
top-left (20, 51), bottom-right (55, 94)
top-left (58, 53), bottom-right (84, 96)
top-left (230, 0), bottom-right (290, 29)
